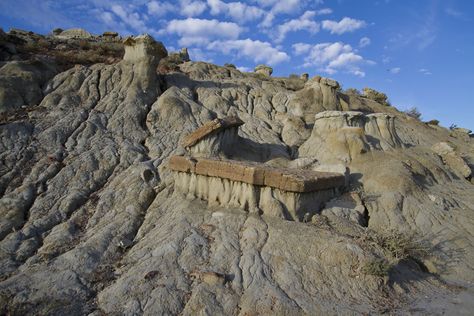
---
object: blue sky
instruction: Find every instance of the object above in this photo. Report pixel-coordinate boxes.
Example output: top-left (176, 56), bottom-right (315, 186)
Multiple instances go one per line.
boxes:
top-left (1, 0), bottom-right (473, 130)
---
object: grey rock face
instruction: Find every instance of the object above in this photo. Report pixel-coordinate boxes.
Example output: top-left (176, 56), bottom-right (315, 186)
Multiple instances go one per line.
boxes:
top-left (0, 46), bottom-right (474, 315)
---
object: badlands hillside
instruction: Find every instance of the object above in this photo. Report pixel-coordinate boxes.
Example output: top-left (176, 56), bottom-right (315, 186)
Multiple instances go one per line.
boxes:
top-left (0, 28), bottom-right (473, 315)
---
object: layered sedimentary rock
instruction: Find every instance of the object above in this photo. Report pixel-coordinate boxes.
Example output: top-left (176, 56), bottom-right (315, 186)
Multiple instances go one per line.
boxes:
top-left (170, 155), bottom-right (345, 221)
top-left (181, 116), bottom-right (243, 157)
top-left (56, 28), bottom-right (92, 39)
top-left (299, 111), bottom-right (404, 163)
top-left (287, 76), bottom-right (342, 123)
top-left (123, 34), bottom-right (167, 63)
top-left (432, 142), bottom-right (472, 179)
top-left (254, 64), bottom-right (273, 76)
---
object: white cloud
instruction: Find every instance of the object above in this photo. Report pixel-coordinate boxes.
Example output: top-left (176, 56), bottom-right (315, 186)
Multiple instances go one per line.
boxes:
top-left (237, 66), bottom-right (251, 72)
top-left (275, 10), bottom-right (319, 43)
top-left (292, 42), bottom-right (312, 55)
top-left (359, 36), bottom-right (371, 47)
top-left (382, 55), bottom-right (391, 64)
top-left (189, 48), bottom-right (213, 62)
top-left (180, 0), bottom-right (207, 17)
top-left (255, 0), bottom-right (311, 27)
top-left (110, 4), bottom-right (152, 34)
top-left (166, 18), bottom-right (242, 46)
top-left (389, 67), bottom-right (401, 74)
top-left (208, 38), bottom-right (289, 65)
top-left (300, 42), bottom-right (368, 77)
top-left (207, 0), bottom-right (265, 22)
top-left (316, 8), bottom-right (332, 15)
top-left (147, 1), bottom-right (175, 17)
top-left (419, 68), bottom-right (432, 75)
top-left (322, 17), bottom-right (366, 34)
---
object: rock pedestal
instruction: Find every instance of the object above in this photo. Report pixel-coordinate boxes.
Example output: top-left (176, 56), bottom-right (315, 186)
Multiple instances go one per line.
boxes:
top-left (123, 34), bottom-right (168, 64)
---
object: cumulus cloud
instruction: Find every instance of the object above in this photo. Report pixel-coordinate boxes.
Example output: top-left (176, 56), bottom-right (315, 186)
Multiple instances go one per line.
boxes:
top-left (419, 68), bottom-right (432, 75)
top-left (166, 18), bottom-right (242, 46)
top-left (237, 66), bottom-right (252, 72)
top-left (208, 38), bottom-right (289, 65)
top-left (147, 1), bottom-right (174, 16)
top-left (256, 0), bottom-right (311, 27)
top-left (110, 4), bottom-right (152, 34)
top-left (359, 36), bottom-right (371, 47)
top-left (315, 8), bottom-right (333, 15)
top-left (179, 0), bottom-right (207, 17)
top-left (322, 17), bottom-right (366, 34)
top-left (298, 42), bottom-right (368, 77)
top-left (207, 0), bottom-right (265, 22)
top-left (389, 67), bottom-right (401, 74)
top-left (292, 42), bottom-right (312, 55)
top-left (275, 11), bottom-right (319, 43)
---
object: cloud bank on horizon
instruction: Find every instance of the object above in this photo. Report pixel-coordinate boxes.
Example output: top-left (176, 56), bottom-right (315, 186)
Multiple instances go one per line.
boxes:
top-left (0, 0), bottom-right (474, 130)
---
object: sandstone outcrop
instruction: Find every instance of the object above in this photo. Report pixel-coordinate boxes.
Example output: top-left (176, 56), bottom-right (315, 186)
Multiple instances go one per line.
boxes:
top-left (432, 142), bottom-right (472, 179)
top-left (287, 76), bottom-right (342, 123)
top-left (170, 156), bottom-right (344, 221)
top-left (56, 28), bottom-right (92, 39)
top-left (0, 29), bottom-right (474, 316)
top-left (254, 64), bottom-right (272, 76)
top-left (123, 34), bottom-right (167, 64)
top-left (181, 116), bottom-right (243, 157)
top-left (299, 111), bottom-right (404, 163)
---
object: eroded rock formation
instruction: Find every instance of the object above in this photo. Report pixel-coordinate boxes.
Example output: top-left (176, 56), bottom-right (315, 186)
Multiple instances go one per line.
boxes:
top-left (0, 30), bottom-right (473, 315)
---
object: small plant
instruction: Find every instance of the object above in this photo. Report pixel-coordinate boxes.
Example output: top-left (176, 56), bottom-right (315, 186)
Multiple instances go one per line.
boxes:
top-left (362, 258), bottom-right (391, 277)
top-left (425, 119), bottom-right (439, 126)
top-left (403, 107), bottom-right (422, 120)
top-left (345, 88), bottom-right (360, 95)
top-left (362, 87), bottom-right (390, 106)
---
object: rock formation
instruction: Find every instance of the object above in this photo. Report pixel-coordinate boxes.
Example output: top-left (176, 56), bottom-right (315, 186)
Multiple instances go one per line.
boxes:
top-left (123, 34), bottom-right (167, 64)
top-left (299, 111), bottom-right (404, 163)
top-left (181, 116), bottom-right (243, 157)
top-left (55, 28), bottom-right (92, 39)
top-left (0, 29), bottom-right (473, 315)
top-left (254, 64), bottom-right (273, 76)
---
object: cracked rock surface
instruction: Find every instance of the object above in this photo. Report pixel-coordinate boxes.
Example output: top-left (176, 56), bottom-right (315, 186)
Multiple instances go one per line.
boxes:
top-left (1, 49), bottom-right (474, 315)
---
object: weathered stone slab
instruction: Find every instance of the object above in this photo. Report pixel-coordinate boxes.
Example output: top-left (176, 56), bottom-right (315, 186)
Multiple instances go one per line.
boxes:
top-left (169, 156), bottom-right (345, 193)
top-left (169, 155), bottom-right (196, 173)
top-left (181, 116), bottom-right (244, 148)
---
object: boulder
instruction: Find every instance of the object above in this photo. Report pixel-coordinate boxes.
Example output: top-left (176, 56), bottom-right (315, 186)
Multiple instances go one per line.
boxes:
top-left (56, 28), bottom-right (92, 39)
top-left (432, 142), bottom-right (472, 179)
top-left (300, 73), bottom-right (309, 81)
top-left (103, 31), bottom-right (118, 38)
top-left (123, 34), bottom-right (167, 63)
top-left (254, 64), bottom-right (273, 76)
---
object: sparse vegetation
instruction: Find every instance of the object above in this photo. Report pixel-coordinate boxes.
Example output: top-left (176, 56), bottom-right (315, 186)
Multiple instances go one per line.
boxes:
top-left (345, 88), bottom-right (361, 95)
top-left (362, 258), bottom-right (391, 277)
top-left (362, 87), bottom-right (390, 106)
top-left (403, 107), bottom-right (422, 120)
top-left (425, 119), bottom-right (440, 126)
top-left (359, 229), bottom-right (431, 276)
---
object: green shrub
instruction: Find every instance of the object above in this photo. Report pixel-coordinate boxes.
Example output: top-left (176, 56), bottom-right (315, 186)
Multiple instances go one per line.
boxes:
top-left (345, 88), bottom-right (360, 95)
top-left (362, 258), bottom-right (391, 277)
top-left (403, 107), bottom-right (422, 120)
top-left (362, 87), bottom-right (390, 106)
top-left (426, 119), bottom-right (440, 126)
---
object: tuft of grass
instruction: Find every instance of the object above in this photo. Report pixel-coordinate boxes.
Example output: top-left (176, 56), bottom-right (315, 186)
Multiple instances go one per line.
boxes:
top-left (362, 258), bottom-right (391, 277)
top-left (359, 229), bottom-right (431, 277)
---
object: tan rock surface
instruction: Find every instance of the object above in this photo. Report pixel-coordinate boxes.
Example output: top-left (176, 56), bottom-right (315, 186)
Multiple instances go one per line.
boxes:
top-left (181, 116), bottom-right (244, 148)
top-left (0, 31), bottom-right (473, 315)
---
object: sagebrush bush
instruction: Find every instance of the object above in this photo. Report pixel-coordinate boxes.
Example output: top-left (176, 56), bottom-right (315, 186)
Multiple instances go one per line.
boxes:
top-left (403, 107), bottom-right (422, 120)
top-left (362, 87), bottom-right (390, 106)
